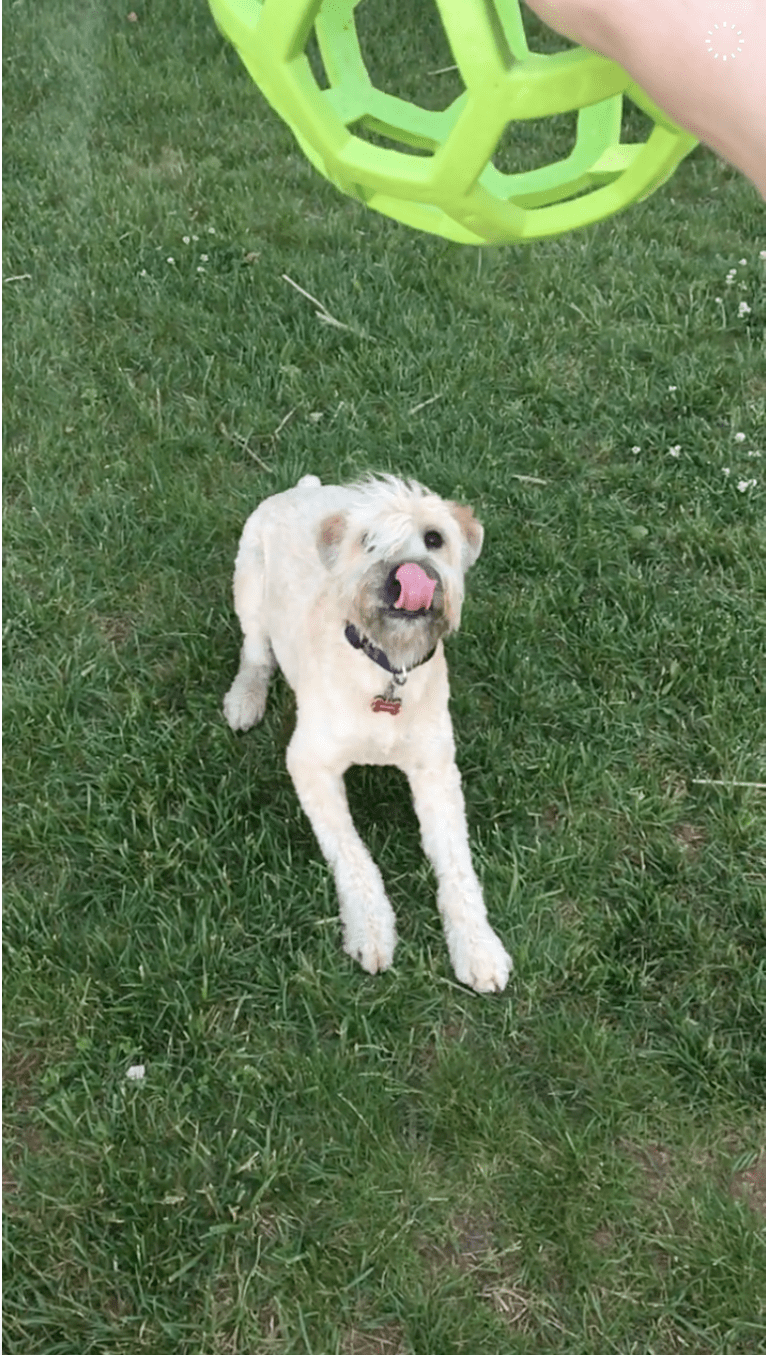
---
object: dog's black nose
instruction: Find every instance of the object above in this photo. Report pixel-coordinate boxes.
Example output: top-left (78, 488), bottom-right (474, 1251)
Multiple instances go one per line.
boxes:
top-left (383, 568), bottom-right (402, 608)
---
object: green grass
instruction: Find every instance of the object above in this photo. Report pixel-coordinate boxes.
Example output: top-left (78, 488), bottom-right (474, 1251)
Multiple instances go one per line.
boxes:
top-left (3, 2), bottom-right (765, 1351)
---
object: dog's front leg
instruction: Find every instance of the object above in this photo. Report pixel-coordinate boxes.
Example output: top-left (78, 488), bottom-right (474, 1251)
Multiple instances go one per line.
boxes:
top-left (406, 759), bottom-right (512, 994)
top-left (286, 734), bottom-right (397, 975)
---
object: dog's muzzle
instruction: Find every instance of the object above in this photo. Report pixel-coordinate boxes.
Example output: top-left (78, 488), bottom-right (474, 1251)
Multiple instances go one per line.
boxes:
top-left (383, 560), bottom-right (439, 613)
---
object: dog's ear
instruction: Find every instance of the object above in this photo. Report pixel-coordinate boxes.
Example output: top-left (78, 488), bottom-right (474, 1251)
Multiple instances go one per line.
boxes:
top-left (449, 502), bottom-right (484, 569)
top-left (317, 512), bottom-right (347, 569)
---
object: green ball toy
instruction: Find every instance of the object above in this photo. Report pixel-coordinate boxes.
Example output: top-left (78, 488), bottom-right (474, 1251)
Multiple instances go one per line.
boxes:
top-left (208, 0), bottom-right (697, 244)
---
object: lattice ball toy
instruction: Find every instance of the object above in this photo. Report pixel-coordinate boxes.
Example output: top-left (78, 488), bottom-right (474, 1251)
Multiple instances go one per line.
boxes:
top-left (209, 0), bottom-right (697, 245)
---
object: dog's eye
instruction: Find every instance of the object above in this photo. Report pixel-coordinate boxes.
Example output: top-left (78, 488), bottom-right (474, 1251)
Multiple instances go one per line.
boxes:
top-left (424, 530), bottom-right (443, 550)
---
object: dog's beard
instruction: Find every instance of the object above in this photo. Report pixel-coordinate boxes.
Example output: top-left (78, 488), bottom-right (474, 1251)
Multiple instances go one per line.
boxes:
top-left (352, 561), bottom-right (451, 670)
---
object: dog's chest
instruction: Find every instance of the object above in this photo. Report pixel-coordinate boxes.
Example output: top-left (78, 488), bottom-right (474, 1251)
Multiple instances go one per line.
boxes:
top-left (304, 643), bottom-right (450, 769)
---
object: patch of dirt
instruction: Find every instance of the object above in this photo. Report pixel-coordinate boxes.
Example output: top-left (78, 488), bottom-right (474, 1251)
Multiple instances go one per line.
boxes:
top-left (673, 822), bottom-right (706, 858)
top-left (125, 145), bottom-right (188, 181)
top-left (93, 613), bottom-right (132, 646)
top-left (257, 1302), bottom-right (282, 1344)
top-left (539, 804), bottom-right (562, 832)
top-left (622, 1140), bottom-right (674, 1199)
top-left (3, 1046), bottom-right (44, 1113)
top-left (590, 1225), bottom-right (617, 1252)
top-left (417, 1211), bottom-right (545, 1332)
top-left (730, 1153), bottom-right (766, 1217)
top-left (3, 1046), bottom-right (46, 1196)
top-left (451, 1211), bottom-right (497, 1272)
top-left (481, 1281), bottom-right (547, 1332)
top-left (342, 1325), bottom-right (406, 1355)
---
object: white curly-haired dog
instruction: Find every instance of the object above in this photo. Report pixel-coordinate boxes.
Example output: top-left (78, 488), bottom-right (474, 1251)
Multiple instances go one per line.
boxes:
top-left (223, 473), bottom-right (511, 993)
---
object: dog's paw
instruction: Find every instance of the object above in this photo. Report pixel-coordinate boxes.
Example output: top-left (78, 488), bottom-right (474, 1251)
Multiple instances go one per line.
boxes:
top-left (223, 673), bottom-right (268, 731)
top-left (342, 904), bottom-right (397, 976)
top-left (448, 923), bottom-right (512, 994)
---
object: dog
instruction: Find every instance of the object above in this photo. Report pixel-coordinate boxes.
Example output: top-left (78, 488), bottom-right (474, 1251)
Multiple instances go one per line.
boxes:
top-left (223, 473), bottom-right (512, 993)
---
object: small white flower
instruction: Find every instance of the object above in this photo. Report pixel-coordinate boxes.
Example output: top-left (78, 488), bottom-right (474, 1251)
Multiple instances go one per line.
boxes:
top-left (669, 445), bottom-right (681, 458)
top-left (747, 450), bottom-right (762, 458)
top-left (737, 478), bottom-right (757, 492)
top-left (192, 234), bottom-right (199, 241)
top-left (668, 385), bottom-right (677, 392)
top-left (139, 268), bottom-right (148, 277)
top-left (207, 226), bottom-right (216, 234)
top-left (734, 432), bottom-right (746, 442)
top-left (167, 256), bottom-right (175, 264)
top-left (126, 1065), bottom-right (145, 1081)
top-left (200, 253), bottom-right (209, 262)
top-left (723, 467), bottom-right (731, 476)
top-left (739, 258), bottom-right (747, 266)
top-left (715, 296), bottom-right (722, 303)
top-left (760, 250), bottom-right (766, 260)
top-left (182, 235), bottom-right (190, 245)
top-left (197, 266), bottom-right (205, 273)
top-left (738, 301), bottom-right (751, 316)
top-left (631, 445), bottom-right (641, 455)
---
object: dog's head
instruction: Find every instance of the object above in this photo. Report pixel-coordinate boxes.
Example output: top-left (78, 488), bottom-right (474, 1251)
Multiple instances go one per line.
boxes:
top-left (317, 476), bottom-right (483, 670)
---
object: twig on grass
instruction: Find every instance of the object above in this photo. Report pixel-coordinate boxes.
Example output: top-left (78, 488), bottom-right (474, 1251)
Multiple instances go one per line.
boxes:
top-left (691, 778), bottom-right (765, 790)
top-left (509, 473), bottom-right (548, 485)
top-left (218, 421), bottom-right (271, 472)
top-left (408, 394), bottom-right (443, 415)
top-left (282, 273), bottom-right (374, 340)
top-left (270, 408), bottom-right (296, 440)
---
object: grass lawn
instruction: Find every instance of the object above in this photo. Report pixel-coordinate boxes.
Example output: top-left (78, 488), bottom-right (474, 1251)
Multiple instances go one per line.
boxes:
top-left (3, 2), bottom-right (765, 1351)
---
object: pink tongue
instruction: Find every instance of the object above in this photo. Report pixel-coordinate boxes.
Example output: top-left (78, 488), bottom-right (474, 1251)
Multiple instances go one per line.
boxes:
top-left (394, 562), bottom-right (436, 611)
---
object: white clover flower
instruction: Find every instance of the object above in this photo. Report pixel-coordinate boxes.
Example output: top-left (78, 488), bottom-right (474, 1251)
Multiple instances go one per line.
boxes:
top-left (739, 258), bottom-right (747, 266)
top-left (734, 432), bottom-right (746, 442)
top-left (668, 385), bottom-right (677, 392)
top-left (723, 467), bottom-right (731, 477)
top-left (738, 301), bottom-right (751, 316)
top-left (126, 1065), bottom-right (145, 1080)
top-left (182, 235), bottom-right (190, 245)
top-left (669, 445), bottom-right (681, 458)
top-left (737, 478), bottom-right (757, 492)
top-left (631, 445), bottom-right (641, 455)
top-left (200, 253), bottom-right (209, 262)
top-left (167, 256), bottom-right (175, 264)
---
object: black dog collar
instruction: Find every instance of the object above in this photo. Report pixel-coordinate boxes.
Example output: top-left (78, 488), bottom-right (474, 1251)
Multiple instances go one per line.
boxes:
top-left (344, 623), bottom-right (437, 714)
top-left (344, 623), bottom-right (437, 679)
